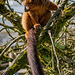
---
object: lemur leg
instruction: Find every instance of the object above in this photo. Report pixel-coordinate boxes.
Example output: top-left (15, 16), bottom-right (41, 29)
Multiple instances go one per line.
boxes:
top-left (22, 12), bottom-right (33, 31)
top-left (28, 11), bottom-right (41, 30)
top-left (22, 12), bottom-right (33, 38)
top-left (40, 11), bottom-right (51, 27)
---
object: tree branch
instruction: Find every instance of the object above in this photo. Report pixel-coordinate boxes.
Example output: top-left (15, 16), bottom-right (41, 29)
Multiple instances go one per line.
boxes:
top-left (48, 30), bottom-right (61, 75)
top-left (0, 23), bottom-right (14, 29)
top-left (0, 34), bottom-right (25, 57)
top-left (0, 4), bottom-right (24, 33)
top-left (39, 1), bottom-right (75, 43)
top-left (2, 47), bottom-right (27, 75)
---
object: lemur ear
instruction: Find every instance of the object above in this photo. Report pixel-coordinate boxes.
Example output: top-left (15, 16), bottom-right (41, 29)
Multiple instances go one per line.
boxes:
top-left (49, 1), bottom-right (58, 10)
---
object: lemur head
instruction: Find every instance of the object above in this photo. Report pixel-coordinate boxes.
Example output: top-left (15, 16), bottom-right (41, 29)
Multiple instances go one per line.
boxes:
top-left (23, 0), bottom-right (42, 12)
top-left (23, 0), bottom-right (42, 6)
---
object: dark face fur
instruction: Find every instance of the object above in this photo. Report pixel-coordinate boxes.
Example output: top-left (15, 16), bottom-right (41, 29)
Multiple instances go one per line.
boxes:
top-left (23, 0), bottom-right (34, 6)
top-left (23, 0), bottom-right (34, 12)
top-left (23, 0), bottom-right (42, 12)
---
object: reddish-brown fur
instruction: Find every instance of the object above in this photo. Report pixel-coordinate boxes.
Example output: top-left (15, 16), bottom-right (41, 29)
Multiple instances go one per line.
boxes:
top-left (27, 28), bottom-right (45, 75)
top-left (22, 0), bottom-right (58, 35)
top-left (22, 0), bottom-right (58, 75)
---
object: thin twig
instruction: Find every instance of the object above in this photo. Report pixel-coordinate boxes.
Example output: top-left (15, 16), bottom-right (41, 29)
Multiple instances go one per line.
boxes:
top-left (48, 30), bottom-right (61, 75)
top-left (0, 34), bottom-right (25, 57)
top-left (6, 0), bottom-right (13, 11)
top-left (0, 23), bottom-right (14, 29)
top-left (2, 47), bottom-right (27, 75)
top-left (0, 28), bottom-right (5, 32)
top-left (14, 0), bottom-right (22, 5)
top-left (6, 29), bottom-right (14, 39)
top-left (51, 47), bottom-right (54, 70)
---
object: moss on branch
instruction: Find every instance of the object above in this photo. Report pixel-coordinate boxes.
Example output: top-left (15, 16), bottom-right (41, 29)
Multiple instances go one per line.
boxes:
top-left (2, 50), bottom-right (28, 75)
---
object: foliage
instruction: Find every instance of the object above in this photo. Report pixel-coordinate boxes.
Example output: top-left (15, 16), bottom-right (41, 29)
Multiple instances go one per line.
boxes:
top-left (0, 0), bottom-right (75, 75)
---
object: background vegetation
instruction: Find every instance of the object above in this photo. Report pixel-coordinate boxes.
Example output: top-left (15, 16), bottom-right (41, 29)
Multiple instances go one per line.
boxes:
top-left (0, 0), bottom-right (75, 75)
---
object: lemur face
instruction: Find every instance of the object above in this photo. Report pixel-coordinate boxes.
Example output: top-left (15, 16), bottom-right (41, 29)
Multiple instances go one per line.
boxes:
top-left (23, 0), bottom-right (34, 12)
